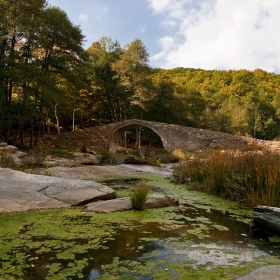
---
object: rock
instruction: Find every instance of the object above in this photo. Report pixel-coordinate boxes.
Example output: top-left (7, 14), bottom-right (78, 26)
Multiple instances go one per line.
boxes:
top-left (234, 265), bottom-right (280, 280)
top-left (72, 152), bottom-right (102, 165)
top-left (0, 143), bottom-right (18, 153)
top-left (83, 194), bottom-right (179, 213)
top-left (0, 143), bottom-right (27, 165)
top-left (14, 150), bottom-right (27, 158)
top-left (178, 205), bottom-right (196, 212)
top-left (83, 197), bottom-right (132, 213)
top-left (81, 145), bottom-right (96, 154)
top-left (250, 206), bottom-right (280, 234)
top-left (0, 167), bottom-right (115, 212)
top-left (144, 194), bottom-right (179, 209)
top-left (117, 155), bottom-right (147, 165)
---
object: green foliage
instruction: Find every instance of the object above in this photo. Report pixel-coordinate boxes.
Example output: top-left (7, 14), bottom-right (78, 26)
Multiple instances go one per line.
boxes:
top-left (2, 0), bottom-right (280, 144)
top-left (173, 150), bottom-right (280, 206)
top-left (160, 68), bottom-right (280, 139)
top-left (129, 183), bottom-right (150, 210)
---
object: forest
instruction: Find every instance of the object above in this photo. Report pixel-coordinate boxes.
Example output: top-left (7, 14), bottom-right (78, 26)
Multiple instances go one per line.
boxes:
top-left (1, 0), bottom-right (280, 148)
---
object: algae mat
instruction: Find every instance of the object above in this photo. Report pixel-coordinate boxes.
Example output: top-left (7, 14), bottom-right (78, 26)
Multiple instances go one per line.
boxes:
top-left (1, 175), bottom-right (280, 279)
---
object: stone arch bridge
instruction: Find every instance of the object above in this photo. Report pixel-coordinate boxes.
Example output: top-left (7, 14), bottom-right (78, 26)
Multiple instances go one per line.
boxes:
top-left (46, 119), bottom-right (279, 153)
top-left (108, 119), bottom-right (252, 152)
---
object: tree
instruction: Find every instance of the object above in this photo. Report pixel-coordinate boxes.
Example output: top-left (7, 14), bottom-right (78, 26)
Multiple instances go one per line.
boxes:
top-left (0, 2), bottom-right (86, 146)
top-left (86, 37), bottom-right (123, 122)
top-left (0, 0), bottom-right (47, 143)
top-left (113, 39), bottom-right (152, 120)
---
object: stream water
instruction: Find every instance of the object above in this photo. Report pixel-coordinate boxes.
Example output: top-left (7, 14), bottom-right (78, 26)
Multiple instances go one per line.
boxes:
top-left (84, 177), bottom-right (280, 280)
top-left (1, 174), bottom-right (280, 280)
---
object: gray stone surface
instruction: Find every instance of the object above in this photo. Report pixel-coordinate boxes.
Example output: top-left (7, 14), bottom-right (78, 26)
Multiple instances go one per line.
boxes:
top-left (251, 206), bottom-right (280, 234)
top-left (0, 143), bottom-right (27, 164)
top-left (0, 167), bottom-right (115, 212)
top-left (83, 194), bottom-right (178, 213)
top-left (234, 265), bottom-right (280, 280)
top-left (38, 164), bottom-right (173, 180)
top-left (71, 152), bottom-right (102, 165)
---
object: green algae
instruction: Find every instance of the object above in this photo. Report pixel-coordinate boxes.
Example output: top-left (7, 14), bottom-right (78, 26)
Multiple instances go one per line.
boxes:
top-left (269, 236), bottom-right (280, 243)
top-left (0, 174), bottom-right (279, 279)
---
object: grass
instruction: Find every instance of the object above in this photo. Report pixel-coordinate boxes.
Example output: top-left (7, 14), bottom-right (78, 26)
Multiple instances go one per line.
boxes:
top-left (0, 148), bottom-right (47, 170)
top-left (0, 154), bottom-right (18, 169)
top-left (172, 150), bottom-right (280, 206)
top-left (129, 182), bottom-right (150, 210)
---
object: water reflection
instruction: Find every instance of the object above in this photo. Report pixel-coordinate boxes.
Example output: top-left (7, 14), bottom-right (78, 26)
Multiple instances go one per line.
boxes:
top-left (86, 201), bottom-right (280, 279)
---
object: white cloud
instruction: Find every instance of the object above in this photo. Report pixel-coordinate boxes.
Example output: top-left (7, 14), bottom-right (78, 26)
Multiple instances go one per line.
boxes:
top-left (149, 0), bottom-right (280, 72)
top-left (161, 19), bottom-right (177, 28)
top-left (138, 25), bottom-right (146, 34)
top-left (148, 0), bottom-right (173, 12)
top-left (79, 13), bottom-right (89, 22)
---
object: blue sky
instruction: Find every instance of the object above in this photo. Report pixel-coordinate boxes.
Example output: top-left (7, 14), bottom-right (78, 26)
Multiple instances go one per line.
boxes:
top-left (47, 0), bottom-right (280, 73)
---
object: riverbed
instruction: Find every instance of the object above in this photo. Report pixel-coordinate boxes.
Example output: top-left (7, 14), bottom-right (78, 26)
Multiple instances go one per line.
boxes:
top-left (0, 167), bottom-right (280, 279)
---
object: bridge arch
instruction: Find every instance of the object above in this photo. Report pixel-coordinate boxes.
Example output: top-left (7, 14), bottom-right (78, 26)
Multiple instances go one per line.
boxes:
top-left (108, 119), bottom-right (169, 152)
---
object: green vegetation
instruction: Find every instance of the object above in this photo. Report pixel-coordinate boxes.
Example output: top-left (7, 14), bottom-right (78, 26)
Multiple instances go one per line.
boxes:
top-left (129, 183), bottom-right (150, 210)
top-left (173, 150), bottom-right (280, 206)
top-left (0, 175), bottom-right (279, 279)
top-left (1, 1), bottom-right (280, 148)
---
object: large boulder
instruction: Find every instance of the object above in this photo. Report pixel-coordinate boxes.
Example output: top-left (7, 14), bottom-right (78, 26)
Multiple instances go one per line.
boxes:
top-left (0, 142), bottom-right (27, 165)
top-left (0, 168), bottom-right (115, 212)
top-left (250, 206), bottom-right (280, 234)
top-left (83, 194), bottom-right (178, 213)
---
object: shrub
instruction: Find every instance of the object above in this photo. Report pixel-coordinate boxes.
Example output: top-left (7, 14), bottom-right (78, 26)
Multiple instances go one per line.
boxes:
top-left (171, 149), bottom-right (189, 161)
top-left (0, 155), bottom-right (18, 169)
top-left (99, 149), bottom-right (120, 165)
top-left (21, 149), bottom-right (46, 168)
top-left (130, 183), bottom-right (150, 210)
top-left (172, 158), bottom-right (205, 184)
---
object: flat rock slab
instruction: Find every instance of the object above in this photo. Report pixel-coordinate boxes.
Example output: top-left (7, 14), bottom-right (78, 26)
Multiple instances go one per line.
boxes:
top-left (0, 168), bottom-right (115, 212)
top-left (38, 164), bottom-right (173, 180)
top-left (234, 265), bottom-right (280, 280)
top-left (83, 194), bottom-right (178, 213)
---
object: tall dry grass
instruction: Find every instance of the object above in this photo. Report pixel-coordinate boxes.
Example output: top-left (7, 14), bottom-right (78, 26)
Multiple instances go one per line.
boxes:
top-left (172, 150), bottom-right (280, 206)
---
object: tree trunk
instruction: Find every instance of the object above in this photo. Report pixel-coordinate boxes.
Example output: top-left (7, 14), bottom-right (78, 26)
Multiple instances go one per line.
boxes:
top-left (34, 120), bottom-right (42, 147)
top-left (45, 110), bottom-right (51, 135)
top-left (20, 120), bottom-right (25, 146)
top-left (30, 119), bottom-right (34, 148)
top-left (5, 121), bottom-right (10, 143)
top-left (72, 108), bottom-right (75, 131)
top-left (54, 103), bottom-right (61, 134)
top-left (135, 126), bottom-right (142, 148)
top-left (13, 120), bottom-right (21, 146)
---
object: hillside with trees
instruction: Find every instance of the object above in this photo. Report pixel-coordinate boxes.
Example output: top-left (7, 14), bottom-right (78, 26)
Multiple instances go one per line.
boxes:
top-left (1, 0), bottom-right (280, 148)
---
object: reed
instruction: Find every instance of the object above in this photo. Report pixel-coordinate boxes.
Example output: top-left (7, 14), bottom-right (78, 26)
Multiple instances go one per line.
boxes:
top-left (173, 150), bottom-right (280, 206)
top-left (130, 183), bottom-right (150, 210)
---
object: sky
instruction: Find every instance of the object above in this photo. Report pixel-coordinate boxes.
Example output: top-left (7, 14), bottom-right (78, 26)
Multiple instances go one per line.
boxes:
top-left (47, 0), bottom-right (280, 73)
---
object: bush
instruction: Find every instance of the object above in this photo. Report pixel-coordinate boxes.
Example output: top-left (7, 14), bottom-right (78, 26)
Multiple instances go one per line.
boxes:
top-left (99, 149), bottom-right (120, 165)
top-left (21, 149), bottom-right (46, 168)
top-left (0, 155), bottom-right (18, 169)
top-left (130, 183), bottom-right (150, 210)
top-left (171, 149), bottom-right (189, 161)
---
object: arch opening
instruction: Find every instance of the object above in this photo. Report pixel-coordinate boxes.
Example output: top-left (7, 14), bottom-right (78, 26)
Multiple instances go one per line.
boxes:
top-left (109, 124), bottom-right (164, 153)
